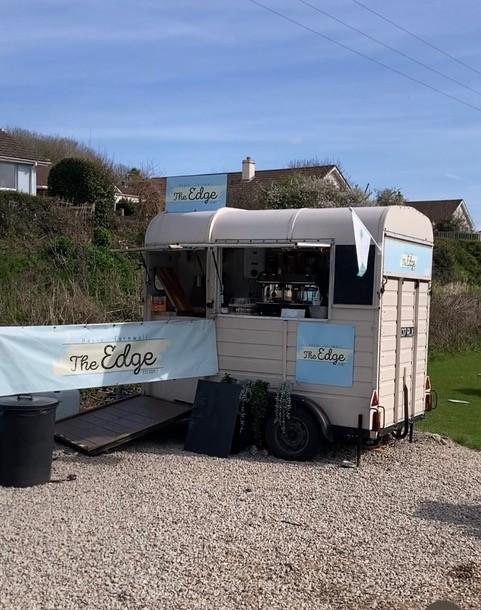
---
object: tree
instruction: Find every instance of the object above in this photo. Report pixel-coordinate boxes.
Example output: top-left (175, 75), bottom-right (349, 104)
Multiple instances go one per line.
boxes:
top-left (434, 215), bottom-right (467, 232)
top-left (261, 174), bottom-right (372, 209)
top-left (376, 188), bottom-right (405, 206)
top-left (48, 157), bottom-right (115, 206)
top-left (7, 126), bottom-right (127, 182)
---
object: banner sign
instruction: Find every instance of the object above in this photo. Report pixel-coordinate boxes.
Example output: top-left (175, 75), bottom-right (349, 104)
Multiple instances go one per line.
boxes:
top-left (296, 322), bottom-right (355, 387)
top-left (165, 174), bottom-right (227, 213)
top-left (0, 319), bottom-right (218, 396)
top-left (383, 237), bottom-right (432, 279)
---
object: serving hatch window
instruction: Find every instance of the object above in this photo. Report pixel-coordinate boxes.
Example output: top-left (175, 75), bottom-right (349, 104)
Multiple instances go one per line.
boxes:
top-left (333, 245), bottom-right (375, 305)
top-left (221, 246), bottom-right (330, 319)
top-left (148, 248), bottom-right (207, 318)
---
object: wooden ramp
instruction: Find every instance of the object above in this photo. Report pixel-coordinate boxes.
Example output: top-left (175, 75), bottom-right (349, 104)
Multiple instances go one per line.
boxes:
top-left (55, 395), bottom-right (192, 455)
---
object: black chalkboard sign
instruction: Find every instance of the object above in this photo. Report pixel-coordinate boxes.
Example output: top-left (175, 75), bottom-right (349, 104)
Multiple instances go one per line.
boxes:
top-left (333, 245), bottom-right (376, 305)
top-left (184, 380), bottom-right (242, 458)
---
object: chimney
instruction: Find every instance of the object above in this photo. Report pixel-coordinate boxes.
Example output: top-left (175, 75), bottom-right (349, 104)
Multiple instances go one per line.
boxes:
top-left (242, 156), bottom-right (255, 181)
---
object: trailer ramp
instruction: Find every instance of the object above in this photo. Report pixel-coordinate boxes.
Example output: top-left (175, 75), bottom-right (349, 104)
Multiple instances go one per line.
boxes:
top-left (55, 395), bottom-right (191, 455)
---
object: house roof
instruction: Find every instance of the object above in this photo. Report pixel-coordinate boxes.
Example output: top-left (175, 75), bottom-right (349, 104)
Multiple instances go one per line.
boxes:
top-left (406, 199), bottom-right (464, 224)
top-left (150, 164), bottom-right (350, 209)
top-left (116, 183), bottom-right (140, 197)
top-left (0, 129), bottom-right (39, 162)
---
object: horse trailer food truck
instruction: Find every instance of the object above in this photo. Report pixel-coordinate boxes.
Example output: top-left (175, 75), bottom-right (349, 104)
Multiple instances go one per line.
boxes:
top-left (143, 206), bottom-right (434, 460)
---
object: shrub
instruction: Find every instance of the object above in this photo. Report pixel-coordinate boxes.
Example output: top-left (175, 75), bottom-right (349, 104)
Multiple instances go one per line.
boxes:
top-left (48, 157), bottom-right (115, 205)
top-left (433, 238), bottom-right (481, 286)
top-left (261, 175), bottom-right (371, 209)
top-left (116, 198), bottom-right (136, 216)
top-left (93, 226), bottom-right (111, 248)
top-left (94, 197), bottom-right (114, 230)
top-left (430, 288), bottom-right (481, 353)
top-left (49, 235), bottom-right (76, 258)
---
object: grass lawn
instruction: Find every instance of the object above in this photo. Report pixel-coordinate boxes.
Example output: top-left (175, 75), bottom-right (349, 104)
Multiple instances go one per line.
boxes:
top-left (418, 351), bottom-right (481, 449)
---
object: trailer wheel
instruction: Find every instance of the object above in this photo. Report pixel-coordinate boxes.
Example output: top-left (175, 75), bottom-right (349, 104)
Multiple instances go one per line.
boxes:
top-left (265, 406), bottom-right (322, 461)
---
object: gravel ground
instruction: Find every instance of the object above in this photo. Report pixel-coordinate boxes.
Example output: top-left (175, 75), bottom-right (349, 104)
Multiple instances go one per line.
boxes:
top-left (1, 430), bottom-right (481, 610)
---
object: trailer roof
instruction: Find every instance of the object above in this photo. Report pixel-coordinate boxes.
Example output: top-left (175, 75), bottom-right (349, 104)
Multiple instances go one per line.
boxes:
top-left (145, 206), bottom-right (433, 248)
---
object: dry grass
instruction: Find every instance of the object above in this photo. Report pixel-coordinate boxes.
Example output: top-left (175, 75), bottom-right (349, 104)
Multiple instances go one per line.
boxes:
top-left (430, 286), bottom-right (481, 352)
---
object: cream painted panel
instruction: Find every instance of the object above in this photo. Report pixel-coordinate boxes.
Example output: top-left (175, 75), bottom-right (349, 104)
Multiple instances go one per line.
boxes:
top-left (381, 307), bottom-right (397, 322)
top-left (286, 362), bottom-right (373, 385)
top-left (290, 381), bottom-right (374, 401)
top-left (219, 355), bottom-right (282, 376)
top-left (217, 316), bottom-right (282, 332)
top-left (331, 308), bottom-right (376, 322)
top-left (380, 351), bottom-right (396, 367)
top-left (287, 321), bottom-right (374, 345)
top-left (217, 327), bottom-right (283, 346)
top-left (217, 341), bottom-right (282, 361)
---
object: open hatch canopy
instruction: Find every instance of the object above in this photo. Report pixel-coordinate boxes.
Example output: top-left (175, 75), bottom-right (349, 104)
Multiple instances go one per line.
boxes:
top-left (144, 206), bottom-right (433, 250)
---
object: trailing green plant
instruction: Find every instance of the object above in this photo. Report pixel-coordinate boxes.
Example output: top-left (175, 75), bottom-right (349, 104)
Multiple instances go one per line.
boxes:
top-left (248, 380), bottom-right (269, 448)
top-left (275, 381), bottom-right (293, 434)
top-left (220, 375), bottom-right (269, 446)
top-left (238, 380), bottom-right (252, 434)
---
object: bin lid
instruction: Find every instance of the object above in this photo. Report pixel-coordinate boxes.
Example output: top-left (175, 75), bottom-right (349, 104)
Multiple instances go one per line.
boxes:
top-left (0, 395), bottom-right (59, 411)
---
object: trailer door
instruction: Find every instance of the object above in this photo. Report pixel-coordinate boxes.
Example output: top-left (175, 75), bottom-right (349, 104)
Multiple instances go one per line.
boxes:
top-left (379, 277), bottom-right (431, 427)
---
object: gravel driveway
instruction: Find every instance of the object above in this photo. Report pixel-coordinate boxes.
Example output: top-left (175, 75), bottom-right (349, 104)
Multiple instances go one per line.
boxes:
top-left (1, 430), bottom-right (480, 610)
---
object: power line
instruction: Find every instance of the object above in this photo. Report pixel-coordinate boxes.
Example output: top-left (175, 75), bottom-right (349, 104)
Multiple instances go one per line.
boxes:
top-left (246, 0), bottom-right (481, 114)
top-left (295, 0), bottom-right (481, 98)
top-left (350, 0), bottom-right (481, 78)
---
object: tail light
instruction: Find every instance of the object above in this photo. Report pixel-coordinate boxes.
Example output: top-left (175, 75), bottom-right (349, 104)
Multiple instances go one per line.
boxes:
top-left (425, 376), bottom-right (433, 411)
top-left (372, 409), bottom-right (382, 431)
top-left (370, 390), bottom-right (383, 431)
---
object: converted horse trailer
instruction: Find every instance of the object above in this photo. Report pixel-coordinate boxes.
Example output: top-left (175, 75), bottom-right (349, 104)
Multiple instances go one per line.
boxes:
top-left (143, 206), bottom-right (434, 460)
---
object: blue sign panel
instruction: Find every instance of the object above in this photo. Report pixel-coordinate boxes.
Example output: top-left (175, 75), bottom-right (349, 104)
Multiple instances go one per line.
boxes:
top-left (0, 320), bottom-right (218, 395)
top-left (383, 237), bottom-right (432, 279)
top-left (165, 174), bottom-right (227, 213)
top-left (296, 322), bottom-right (355, 387)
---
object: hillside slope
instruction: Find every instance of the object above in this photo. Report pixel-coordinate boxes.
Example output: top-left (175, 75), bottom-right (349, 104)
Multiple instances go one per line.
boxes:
top-left (0, 193), bottom-right (144, 325)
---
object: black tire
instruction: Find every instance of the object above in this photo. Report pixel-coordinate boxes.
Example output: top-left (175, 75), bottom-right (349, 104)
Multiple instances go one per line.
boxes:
top-left (265, 405), bottom-right (322, 461)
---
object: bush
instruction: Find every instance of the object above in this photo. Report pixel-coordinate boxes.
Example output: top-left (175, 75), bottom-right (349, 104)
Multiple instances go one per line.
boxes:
top-left (48, 157), bottom-right (115, 206)
top-left (49, 235), bottom-right (76, 258)
top-left (433, 238), bottom-right (481, 285)
top-left (94, 197), bottom-right (114, 230)
top-left (261, 175), bottom-right (371, 209)
top-left (0, 191), bottom-right (64, 239)
top-left (430, 288), bottom-right (481, 353)
top-left (116, 198), bottom-right (136, 216)
top-left (93, 227), bottom-right (111, 248)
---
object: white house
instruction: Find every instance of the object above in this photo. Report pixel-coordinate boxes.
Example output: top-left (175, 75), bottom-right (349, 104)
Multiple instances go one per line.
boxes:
top-left (0, 129), bottom-right (50, 196)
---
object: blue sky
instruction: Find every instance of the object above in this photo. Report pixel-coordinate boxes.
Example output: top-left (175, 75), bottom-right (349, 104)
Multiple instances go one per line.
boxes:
top-left (2, 0), bottom-right (481, 224)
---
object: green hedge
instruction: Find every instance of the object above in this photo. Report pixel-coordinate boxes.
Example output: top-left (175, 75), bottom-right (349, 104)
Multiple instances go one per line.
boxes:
top-left (433, 238), bottom-right (481, 285)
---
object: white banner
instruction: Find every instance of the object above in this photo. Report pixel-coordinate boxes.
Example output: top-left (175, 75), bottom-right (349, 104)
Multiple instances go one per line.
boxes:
top-left (0, 319), bottom-right (218, 396)
top-left (351, 209), bottom-right (372, 277)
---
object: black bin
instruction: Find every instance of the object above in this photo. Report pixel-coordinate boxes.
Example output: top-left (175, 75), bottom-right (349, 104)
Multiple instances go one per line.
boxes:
top-left (0, 395), bottom-right (58, 487)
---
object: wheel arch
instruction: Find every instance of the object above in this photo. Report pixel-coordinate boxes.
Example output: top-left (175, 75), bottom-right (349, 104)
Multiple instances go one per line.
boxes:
top-left (291, 394), bottom-right (333, 443)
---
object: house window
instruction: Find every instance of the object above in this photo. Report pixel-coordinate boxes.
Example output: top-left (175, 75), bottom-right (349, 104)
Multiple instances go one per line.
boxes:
top-left (0, 162), bottom-right (16, 189)
top-left (17, 165), bottom-right (31, 194)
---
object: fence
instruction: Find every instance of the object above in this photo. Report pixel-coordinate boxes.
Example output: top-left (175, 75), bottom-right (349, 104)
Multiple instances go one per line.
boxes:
top-left (436, 230), bottom-right (481, 241)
